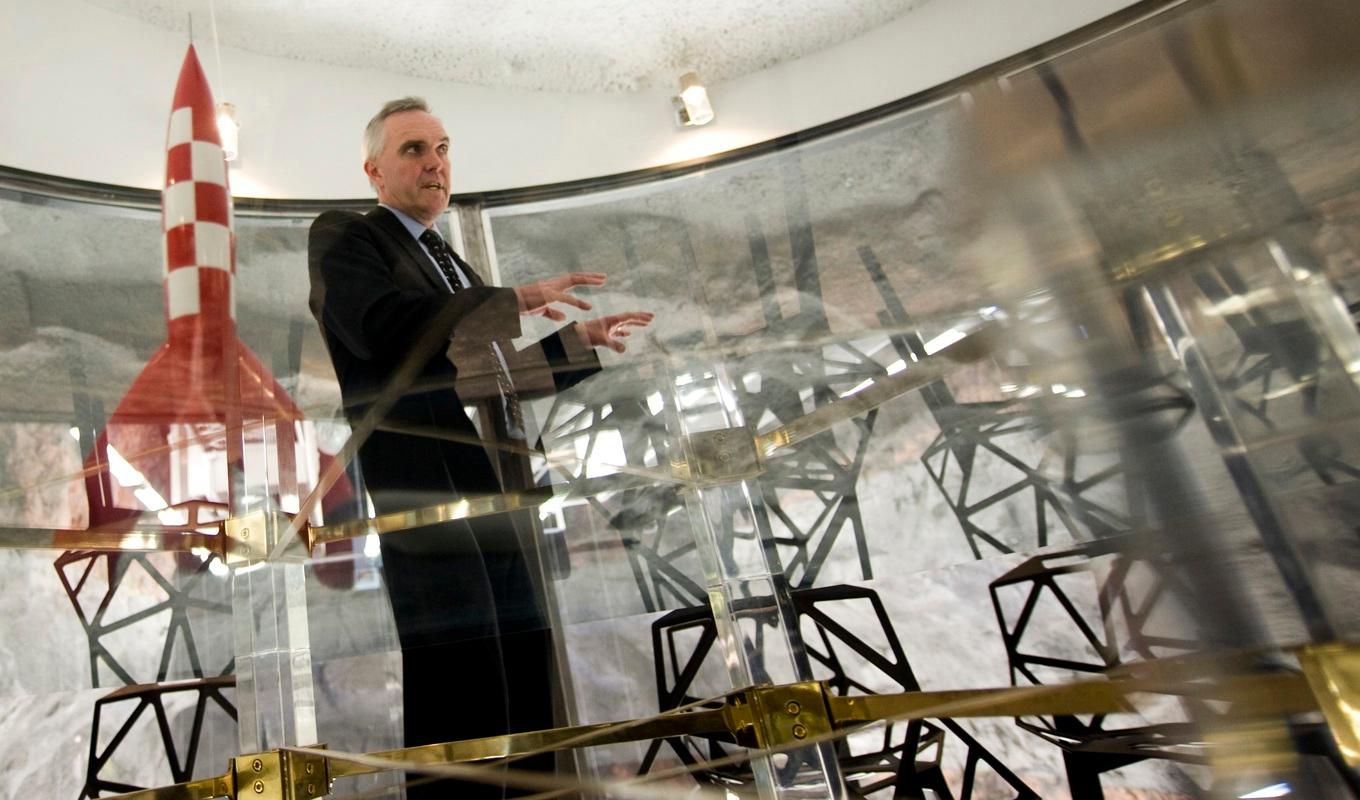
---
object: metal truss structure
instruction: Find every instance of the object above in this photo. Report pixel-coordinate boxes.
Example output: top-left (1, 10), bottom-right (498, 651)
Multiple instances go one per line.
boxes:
top-left (988, 538), bottom-right (1204, 795)
top-left (79, 676), bottom-right (237, 799)
top-left (920, 410), bottom-right (1131, 559)
top-left (726, 345), bottom-right (880, 590)
top-left (536, 362), bottom-right (704, 611)
top-left (640, 584), bottom-right (1038, 799)
top-left (858, 245), bottom-right (1167, 561)
top-left (54, 549), bottom-right (234, 687)
top-left (537, 352), bottom-right (885, 614)
top-left (55, 544), bottom-right (235, 796)
top-left (989, 537), bottom-right (1360, 798)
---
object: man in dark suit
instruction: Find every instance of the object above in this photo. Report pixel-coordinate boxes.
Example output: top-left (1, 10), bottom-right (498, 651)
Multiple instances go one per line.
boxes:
top-left (308, 96), bottom-right (650, 798)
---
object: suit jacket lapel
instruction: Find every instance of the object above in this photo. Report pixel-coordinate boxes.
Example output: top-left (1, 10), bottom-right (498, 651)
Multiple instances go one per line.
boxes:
top-left (367, 207), bottom-right (448, 293)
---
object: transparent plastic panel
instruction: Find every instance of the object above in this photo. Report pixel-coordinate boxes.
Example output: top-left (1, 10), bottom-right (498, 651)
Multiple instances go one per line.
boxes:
top-left (0, 197), bottom-right (402, 797)
top-left (488, 99), bottom-right (1146, 796)
top-left (482, 2), bottom-right (1360, 797)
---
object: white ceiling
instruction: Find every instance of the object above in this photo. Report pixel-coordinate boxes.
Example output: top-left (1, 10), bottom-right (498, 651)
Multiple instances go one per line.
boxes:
top-left (8, 0), bottom-right (1139, 194)
top-left (83, 0), bottom-right (929, 93)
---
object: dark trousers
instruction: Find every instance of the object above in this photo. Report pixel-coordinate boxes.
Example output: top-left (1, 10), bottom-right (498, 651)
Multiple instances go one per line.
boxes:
top-left (381, 520), bottom-right (557, 800)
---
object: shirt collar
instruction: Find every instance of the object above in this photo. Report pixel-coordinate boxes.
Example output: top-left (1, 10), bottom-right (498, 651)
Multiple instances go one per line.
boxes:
top-left (379, 203), bottom-right (438, 242)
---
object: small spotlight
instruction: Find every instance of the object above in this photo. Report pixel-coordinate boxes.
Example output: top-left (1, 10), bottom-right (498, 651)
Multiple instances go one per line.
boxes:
top-left (216, 101), bottom-right (239, 161)
top-left (1239, 784), bottom-right (1291, 799)
top-left (675, 72), bottom-right (714, 127)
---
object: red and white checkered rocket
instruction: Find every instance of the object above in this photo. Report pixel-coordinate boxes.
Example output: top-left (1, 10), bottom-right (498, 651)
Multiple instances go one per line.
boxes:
top-left (74, 45), bottom-right (353, 557)
top-left (161, 43), bottom-right (237, 354)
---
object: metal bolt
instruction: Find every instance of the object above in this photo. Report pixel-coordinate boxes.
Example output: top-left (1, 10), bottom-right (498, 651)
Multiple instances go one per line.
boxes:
top-left (305, 763), bottom-right (315, 775)
top-left (792, 724), bottom-right (808, 739)
top-left (785, 701), bottom-right (801, 715)
top-left (252, 759), bottom-right (263, 772)
top-left (241, 528), bottom-right (251, 540)
top-left (253, 780), bottom-right (265, 794)
top-left (306, 784), bottom-right (316, 795)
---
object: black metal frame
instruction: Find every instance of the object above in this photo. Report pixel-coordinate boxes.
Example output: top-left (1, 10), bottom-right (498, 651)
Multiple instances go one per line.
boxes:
top-left (54, 551), bottom-right (234, 687)
top-left (55, 549), bottom-right (236, 797)
top-left (988, 539), bottom-right (1218, 795)
top-left (641, 585), bottom-right (1039, 799)
top-left (921, 410), bottom-right (1130, 559)
top-left (80, 676), bottom-right (236, 798)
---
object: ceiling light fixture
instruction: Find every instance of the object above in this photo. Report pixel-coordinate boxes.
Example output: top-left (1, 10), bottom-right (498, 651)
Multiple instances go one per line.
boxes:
top-left (216, 101), bottom-right (239, 162)
top-left (676, 72), bottom-right (715, 127)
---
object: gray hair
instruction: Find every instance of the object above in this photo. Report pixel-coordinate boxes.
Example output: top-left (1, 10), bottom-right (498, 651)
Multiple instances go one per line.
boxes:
top-left (363, 96), bottom-right (431, 162)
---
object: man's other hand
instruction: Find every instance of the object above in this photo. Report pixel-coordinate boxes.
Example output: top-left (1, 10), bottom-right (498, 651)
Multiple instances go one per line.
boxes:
top-left (576, 311), bottom-right (655, 353)
top-left (514, 272), bottom-right (607, 321)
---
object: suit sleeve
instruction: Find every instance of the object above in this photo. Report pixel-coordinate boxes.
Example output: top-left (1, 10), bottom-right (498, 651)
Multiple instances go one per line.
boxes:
top-left (537, 324), bottom-right (601, 394)
top-left (308, 210), bottom-right (520, 363)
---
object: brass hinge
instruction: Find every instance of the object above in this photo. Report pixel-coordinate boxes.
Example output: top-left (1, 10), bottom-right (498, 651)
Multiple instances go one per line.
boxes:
top-left (724, 681), bottom-right (836, 749)
top-left (224, 508), bottom-right (306, 566)
top-left (231, 747), bottom-right (330, 800)
top-left (680, 426), bottom-right (765, 486)
top-left (106, 644), bottom-right (1355, 800)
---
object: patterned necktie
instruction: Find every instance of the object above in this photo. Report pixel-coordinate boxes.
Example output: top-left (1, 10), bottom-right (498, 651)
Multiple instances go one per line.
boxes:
top-left (420, 229), bottom-right (526, 438)
top-left (419, 229), bottom-right (465, 293)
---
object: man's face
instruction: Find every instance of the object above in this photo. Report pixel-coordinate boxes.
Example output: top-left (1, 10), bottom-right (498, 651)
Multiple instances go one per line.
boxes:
top-left (365, 110), bottom-right (451, 227)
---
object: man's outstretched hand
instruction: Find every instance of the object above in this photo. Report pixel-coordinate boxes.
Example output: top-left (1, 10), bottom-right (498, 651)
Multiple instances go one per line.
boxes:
top-left (576, 311), bottom-right (655, 353)
top-left (514, 272), bottom-right (653, 352)
top-left (514, 272), bottom-right (607, 321)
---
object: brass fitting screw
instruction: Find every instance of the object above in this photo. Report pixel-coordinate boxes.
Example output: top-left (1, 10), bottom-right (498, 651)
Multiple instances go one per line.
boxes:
top-left (252, 759), bottom-right (263, 772)
top-left (253, 780), bottom-right (265, 793)
top-left (785, 701), bottom-right (801, 715)
top-left (791, 724), bottom-right (808, 739)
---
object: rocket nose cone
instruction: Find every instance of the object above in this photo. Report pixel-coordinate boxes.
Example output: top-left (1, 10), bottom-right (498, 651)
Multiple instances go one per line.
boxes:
top-left (161, 41), bottom-right (235, 331)
top-left (169, 44), bottom-right (220, 148)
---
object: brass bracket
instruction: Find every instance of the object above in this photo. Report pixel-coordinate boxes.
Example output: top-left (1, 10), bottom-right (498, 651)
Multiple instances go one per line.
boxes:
top-left (231, 748), bottom-right (330, 800)
top-left (224, 509), bottom-right (301, 566)
top-left (1299, 642), bottom-right (1360, 767)
top-left (683, 426), bottom-right (765, 486)
top-left (724, 682), bottom-right (835, 749)
top-left (107, 658), bottom-right (1332, 799)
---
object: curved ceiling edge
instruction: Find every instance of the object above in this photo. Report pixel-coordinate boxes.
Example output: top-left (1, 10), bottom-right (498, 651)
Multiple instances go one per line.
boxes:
top-left (0, 0), bottom-right (1188, 214)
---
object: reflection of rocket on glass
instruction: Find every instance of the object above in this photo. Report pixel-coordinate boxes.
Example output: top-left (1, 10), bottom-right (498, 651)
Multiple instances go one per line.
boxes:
top-left (75, 45), bottom-right (352, 560)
